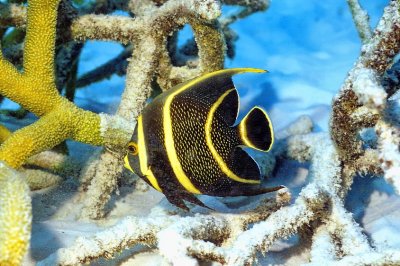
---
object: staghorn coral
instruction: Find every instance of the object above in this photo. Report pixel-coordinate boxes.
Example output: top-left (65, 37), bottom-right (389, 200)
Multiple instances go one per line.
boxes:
top-left (0, 0), bottom-right (108, 169)
top-left (376, 120), bottom-right (400, 193)
top-left (0, 0), bottom-right (127, 262)
top-left (345, 0), bottom-right (372, 43)
top-left (331, 0), bottom-right (400, 195)
top-left (38, 169), bottom-right (291, 265)
top-left (0, 0), bottom-right (97, 263)
top-left (0, 124), bottom-right (11, 143)
top-left (0, 162), bottom-right (31, 266)
top-left (1, 0), bottom-right (400, 265)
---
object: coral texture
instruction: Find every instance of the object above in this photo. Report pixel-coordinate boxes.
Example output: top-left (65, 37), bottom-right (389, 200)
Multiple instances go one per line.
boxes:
top-left (0, 0), bottom-right (127, 262)
top-left (0, 0), bottom-right (104, 169)
top-left (1, 0), bottom-right (400, 264)
top-left (0, 162), bottom-right (31, 265)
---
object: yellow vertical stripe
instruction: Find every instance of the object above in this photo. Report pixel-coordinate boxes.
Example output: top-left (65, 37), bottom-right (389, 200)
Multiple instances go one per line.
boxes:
top-left (163, 96), bottom-right (201, 194)
top-left (238, 118), bottom-right (252, 148)
top-left (205, 89), bottom-right (260, 184)
top-left (137, 115), bottom-right (162, 192)
top-left (163, 68), bottom-right (266, 193)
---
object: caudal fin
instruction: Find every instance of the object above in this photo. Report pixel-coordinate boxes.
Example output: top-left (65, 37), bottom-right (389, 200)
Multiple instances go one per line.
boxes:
top-left (237, 106), bottom-right (274, 152)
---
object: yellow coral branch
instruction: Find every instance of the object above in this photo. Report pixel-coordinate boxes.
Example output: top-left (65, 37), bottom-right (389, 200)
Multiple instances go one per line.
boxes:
top-left (0, 0), bottom-right (63, 116)
top-left (0, 125), bottom-right (11, 144)
top-left (0, 49), bottom-right (24, 94)
top-left (0, 162), bottom-right (32, 266)
top-left (22, 0), bottom-right (62, 115)
top-left (0, 0), bottom-right (104, 169)
top-left (0, 100), bottom-right (101, 169)
top-left (24, 0), bottom-right (59, 80)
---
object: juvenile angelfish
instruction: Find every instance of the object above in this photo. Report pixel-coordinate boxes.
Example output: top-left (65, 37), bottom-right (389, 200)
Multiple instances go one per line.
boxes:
top-left (124, 68), bottom-right (283, 210)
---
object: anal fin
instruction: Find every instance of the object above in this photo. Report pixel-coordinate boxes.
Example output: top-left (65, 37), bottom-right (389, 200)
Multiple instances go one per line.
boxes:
top-left (228, 185), bottom-right (284, 197)
top-left (164, 189), bottom-right (211, 211)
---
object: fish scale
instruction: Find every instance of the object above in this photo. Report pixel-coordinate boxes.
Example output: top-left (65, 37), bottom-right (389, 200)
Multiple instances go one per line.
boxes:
top-left (171, 97), bottom-right (231, 193)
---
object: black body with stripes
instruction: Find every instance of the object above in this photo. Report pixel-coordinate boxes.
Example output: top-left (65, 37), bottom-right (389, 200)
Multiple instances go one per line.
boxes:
top-left (125, 68), bottom-right (279, 210)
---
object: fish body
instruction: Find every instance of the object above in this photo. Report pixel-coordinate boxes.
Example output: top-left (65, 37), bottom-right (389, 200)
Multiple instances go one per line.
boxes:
top-left (124, 68), bottom-right (282, 210)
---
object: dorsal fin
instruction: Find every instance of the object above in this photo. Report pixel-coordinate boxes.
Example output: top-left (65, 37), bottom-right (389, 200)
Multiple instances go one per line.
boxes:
top-left (162, 68), bottom-right (266, 109)
top-left (173, 68), bottom-right (266, 126)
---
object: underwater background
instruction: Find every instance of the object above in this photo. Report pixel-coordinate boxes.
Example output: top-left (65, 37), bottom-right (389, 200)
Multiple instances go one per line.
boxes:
top-left (1, 0), bottom-right (399, 265)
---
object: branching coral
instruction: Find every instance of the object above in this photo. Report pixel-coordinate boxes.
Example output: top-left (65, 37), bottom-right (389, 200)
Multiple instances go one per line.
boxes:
top-left (0, 0), bottom-right (106, 169)
top-left (376, 120), bottom-right (400, 193)
top-left (38, 179), bottom-right (291, 265)
top-left (346, 0), bottom-right (372, 43)
top-left (0, 0), bottom-right (132, 262)
top-left (0, 124), bottom-right (11, 143)
top-left (0, 162), bottom-right (31, 266)
top-left (1, 0), bottom-right (400, 264)
top-left (331, 0), bottom-right (400, 194)
top-left (0, 0), bottom-right (100, 263)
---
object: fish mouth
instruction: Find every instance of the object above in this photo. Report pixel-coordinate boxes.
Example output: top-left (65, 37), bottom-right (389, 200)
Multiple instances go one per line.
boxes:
top-left (124, 154), bottom-right (135, 173)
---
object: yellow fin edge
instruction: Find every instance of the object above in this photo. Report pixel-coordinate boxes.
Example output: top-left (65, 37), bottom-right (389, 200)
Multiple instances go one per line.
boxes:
top-left (239, 106), bottom-right (274, 152)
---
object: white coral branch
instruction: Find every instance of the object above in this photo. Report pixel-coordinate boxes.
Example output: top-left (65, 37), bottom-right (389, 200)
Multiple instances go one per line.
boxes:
top-left (308, 225), bottom-right (337, 264)
top-left (327, 200), bottom-right (372, 256)
top-left (346, 0), bottom-right (372, 43)
top-left (376, 120), bottom-right (400, 194)
top-left (351, 68), bottom-right (387, 110)
top-left (37, 216), bottom-right (170, 265)
top-left (39, 193), bottom-right (289, 265)
top-left (328, 249), bottom-right (400, 266)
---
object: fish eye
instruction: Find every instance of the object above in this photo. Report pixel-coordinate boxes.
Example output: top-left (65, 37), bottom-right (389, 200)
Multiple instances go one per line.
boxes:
top-left (127, 142), bottom-right (138, 155)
